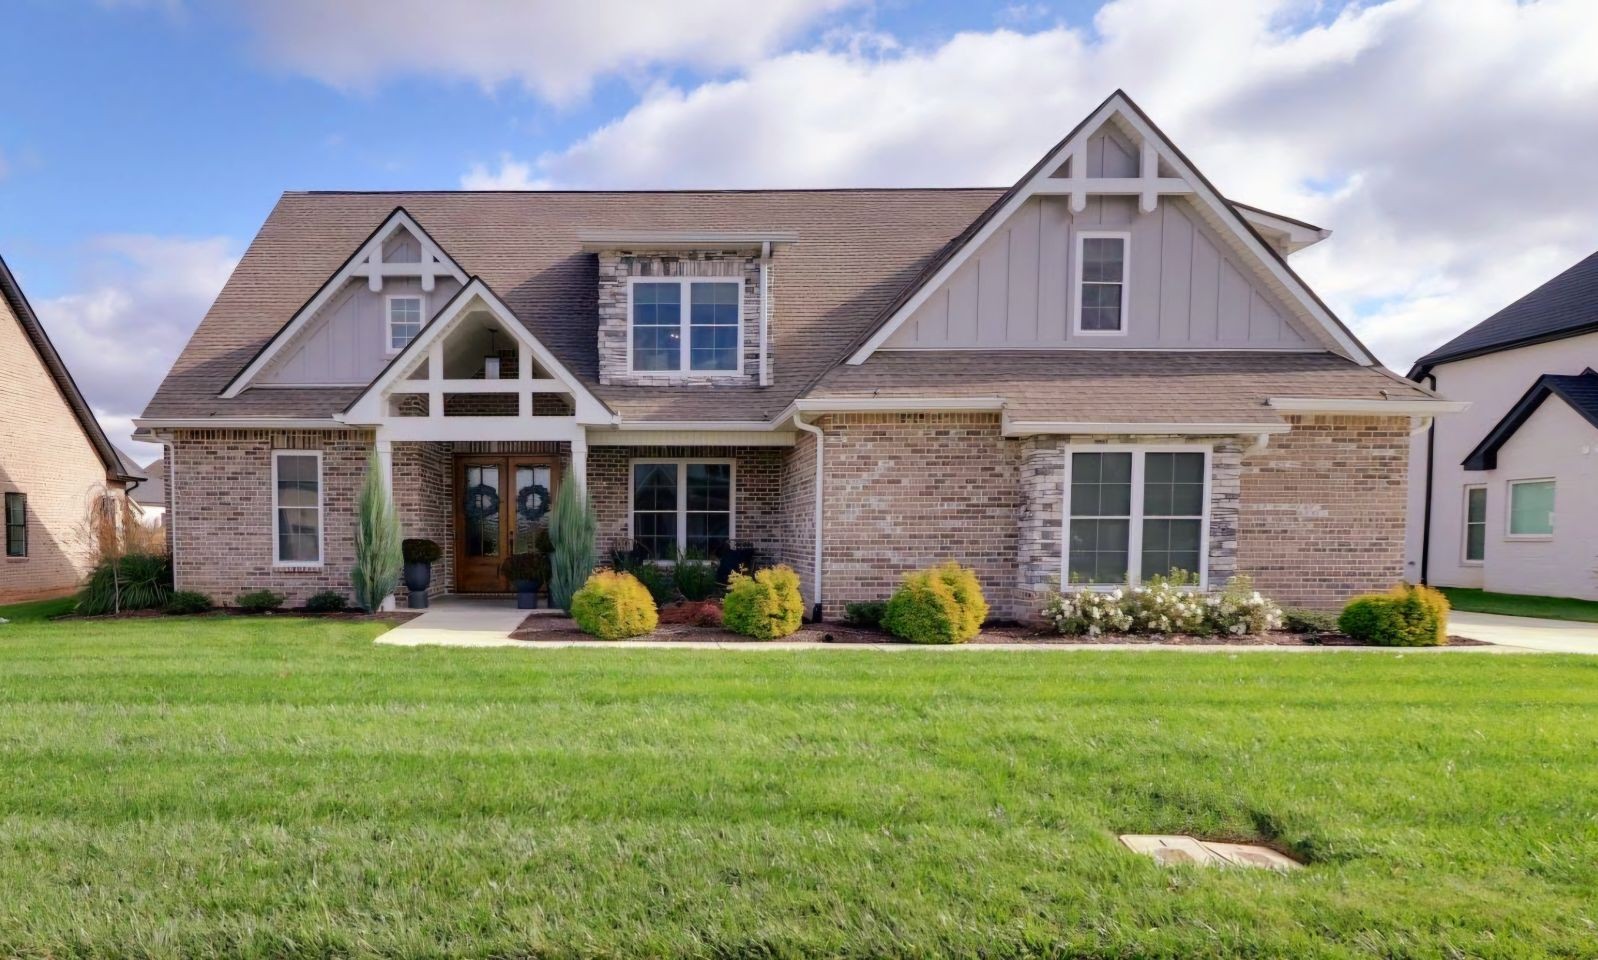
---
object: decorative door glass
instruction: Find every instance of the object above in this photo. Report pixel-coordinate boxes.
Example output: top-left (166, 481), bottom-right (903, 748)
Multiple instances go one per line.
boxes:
top-left (513, 465), bottom-right (552, 551)
top-left (463, 464), bottom-right (501, 558)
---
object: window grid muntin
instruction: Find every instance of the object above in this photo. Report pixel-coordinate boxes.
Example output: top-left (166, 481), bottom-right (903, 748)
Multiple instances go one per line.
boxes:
top-left (1064, 446), bottom-right (1209, 588)
top-left (631, 460), bottom-right (734, 559)
top-left (387, 295), bottom-right (424, 352)
top-left (629, 278), bottom-right (742, 374)
top-left (1075, 233), bottom-right (1129, 334)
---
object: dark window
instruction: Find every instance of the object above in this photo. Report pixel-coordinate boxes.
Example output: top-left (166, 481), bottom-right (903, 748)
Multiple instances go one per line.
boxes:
top-left (4, 493), bottom-right (25, 558)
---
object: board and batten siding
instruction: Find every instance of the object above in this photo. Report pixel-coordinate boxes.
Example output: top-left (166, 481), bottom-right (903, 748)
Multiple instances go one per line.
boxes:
top-left (258, 275), bottom-right (464, 386)
top-left (881, 194), bottom-right (1315, 351)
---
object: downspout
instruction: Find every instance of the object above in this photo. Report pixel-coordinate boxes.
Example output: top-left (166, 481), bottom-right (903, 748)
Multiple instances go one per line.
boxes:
top-left (758, 241), bottom-right (771, 387)
top-left (1419, 372), bottom-right (1438, 585)
top-left (793, 414), bottom-right (824, 621)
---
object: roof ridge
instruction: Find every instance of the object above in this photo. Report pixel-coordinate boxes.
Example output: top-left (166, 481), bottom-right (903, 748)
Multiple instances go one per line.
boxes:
top-left (284, 187), bottom-right (1011, 197)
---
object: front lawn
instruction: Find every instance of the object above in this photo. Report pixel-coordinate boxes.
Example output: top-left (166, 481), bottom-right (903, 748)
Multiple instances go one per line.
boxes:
top-left (0, 614), bottom-right (1595, 957)
top-left (1441, 586), bottom-right (1598, 623)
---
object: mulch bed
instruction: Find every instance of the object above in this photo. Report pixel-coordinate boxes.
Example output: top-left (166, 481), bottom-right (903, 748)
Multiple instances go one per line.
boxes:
top-left (510, 613), bottom-right (1487, 647)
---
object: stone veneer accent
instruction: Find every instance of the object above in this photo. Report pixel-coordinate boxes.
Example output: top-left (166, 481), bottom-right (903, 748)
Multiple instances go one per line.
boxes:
top-left (814, 412), bottom-right (1021, 620)
top-left (586, 446), bottom-right (784, 562)
top-left (596, 250), bottom-right (767, 387)
top-left (1238, 415), bottom-right (1410, 608)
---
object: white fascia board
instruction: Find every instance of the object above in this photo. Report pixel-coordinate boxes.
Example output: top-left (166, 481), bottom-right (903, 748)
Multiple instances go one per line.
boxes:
top-left (341, 278), bottom-right (615, 426)
top-left (787, 396), bottom-right (1008, 417)
top-left (1267, 398), bottom-right (1471, 415)
top-left (1003, 418), bottom-right (1292, 437)
top-left (133, 417), bottom-right (356, 430)
top-left (1232, 205), bottom-right (1331, 254)
top-left (597, 420), bottom-right (779, 432)
top-left (588, 429), bottom-right (796, 447)
top-left (221, 209), bottom-right (467, 399)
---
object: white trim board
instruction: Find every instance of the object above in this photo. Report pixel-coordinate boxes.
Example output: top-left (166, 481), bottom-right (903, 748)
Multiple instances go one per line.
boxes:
top-left (222, 208), bottom-right (467, 398)
top-left (846, 91), bottom-right (1376, 367)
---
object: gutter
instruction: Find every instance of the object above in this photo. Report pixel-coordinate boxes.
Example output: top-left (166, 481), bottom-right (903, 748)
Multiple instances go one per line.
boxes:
top-left (135, 417), bottom-right (360, 431)
top-left (792, 415), bottom-right (825, 623)
top-left (759, 241), bottom-right (771, 387)
top-left (1419, 373), bottom-right (1439, 585)
top-left (1266, 398), bottom-right (1470, 415)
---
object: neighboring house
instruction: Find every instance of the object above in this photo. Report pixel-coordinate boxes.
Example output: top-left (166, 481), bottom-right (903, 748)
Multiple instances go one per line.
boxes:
top-left (130, 456), bottom-right (166, 528)
top-left (135, 91), bottom-right (1460, 616)
top-left (1406, 252), bottom-right (1598, 601)
top-left (1, 253), bottom-right (146, 603)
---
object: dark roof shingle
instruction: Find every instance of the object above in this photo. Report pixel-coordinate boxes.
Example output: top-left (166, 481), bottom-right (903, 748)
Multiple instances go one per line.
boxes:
top-left (1412, 250), bottom-right (1598, 376)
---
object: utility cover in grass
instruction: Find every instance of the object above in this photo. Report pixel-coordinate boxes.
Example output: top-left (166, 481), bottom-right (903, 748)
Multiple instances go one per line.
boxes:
top-left (1119, 835), bottom-right (1301, 871)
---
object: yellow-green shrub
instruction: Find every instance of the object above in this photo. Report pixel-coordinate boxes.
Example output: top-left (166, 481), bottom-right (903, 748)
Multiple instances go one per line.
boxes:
top-left (1338, 583), bottom-right (1449, 646)
top-left (570, 570), bottom-right (658, 640)
top-left (882, 561), bottom-right (988, 644)
top-left (722, 565), bottom-right (804, 640)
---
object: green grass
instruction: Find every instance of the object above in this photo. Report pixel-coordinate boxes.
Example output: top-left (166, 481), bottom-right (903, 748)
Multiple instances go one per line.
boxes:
top-left (0, 614), bottom-right (1595, 958)
top-left (1441, 586), bottom-right (1598, 623)
top-left (0, 595), bottom-right (75, 623)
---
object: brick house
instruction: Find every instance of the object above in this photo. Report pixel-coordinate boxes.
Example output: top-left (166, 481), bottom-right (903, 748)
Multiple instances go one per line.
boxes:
top-left (136, 91), bottom-right (1462, 616)
top-left (2, 254), bottom-right (146, 603)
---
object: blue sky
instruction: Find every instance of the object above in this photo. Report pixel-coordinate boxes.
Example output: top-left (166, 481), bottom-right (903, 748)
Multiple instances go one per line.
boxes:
top-left (4, 0), bottom-right (1597, 462)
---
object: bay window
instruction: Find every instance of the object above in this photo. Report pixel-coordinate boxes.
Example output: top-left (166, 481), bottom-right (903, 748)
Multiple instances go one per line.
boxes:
top-left (630, 279), bottom-right (741, 373)
top-left (631, 460), bottom-right (734, 559)
top-left (1066, 447), bottom-right (1208, 586)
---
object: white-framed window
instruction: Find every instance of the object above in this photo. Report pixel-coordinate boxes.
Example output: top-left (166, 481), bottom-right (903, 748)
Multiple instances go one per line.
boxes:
top-left (1462, 484), bottom-right (1487, 564)
top-left (630, 459), bottom-right (735, 559)
top-left (1073, 231), bottom-right (1130, 335)
top-left (1506, 478), bottom-right (1555, 539)
top-left (387, 295), bottom-right (424, 354)
top-left (272, 451), bottom-right (323, 566)
top-left (628, 278), bottom-right (742, 374)
top-left (1063, 445), bottom-right (1209, 587)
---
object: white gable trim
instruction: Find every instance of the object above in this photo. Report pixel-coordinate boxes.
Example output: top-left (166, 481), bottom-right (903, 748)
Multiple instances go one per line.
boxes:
top-left (220, 208), bottom-right (468, 399)
top-left (339, 277), bottom-right (614, 426)
top-left (846, 92), bottom-right (1374, 367)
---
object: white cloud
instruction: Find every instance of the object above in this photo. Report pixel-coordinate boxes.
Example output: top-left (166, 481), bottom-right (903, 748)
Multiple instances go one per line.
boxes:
top-left (460, 154), bottom-right (548, 191)
top-left (34, 236), bottom-right (238, 461)
top-left (495, 0), bottom-right (1598, 371)
top-left (239, 0), bottom-right (857, 104)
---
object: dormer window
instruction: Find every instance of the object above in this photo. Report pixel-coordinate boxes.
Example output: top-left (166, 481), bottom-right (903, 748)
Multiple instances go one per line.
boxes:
top-left (1074, 232), bottom-right (1129, 335)
top-left (387, 295), bottom-right (424, 353)
top-left (629, 278), bottom-right (741, 374)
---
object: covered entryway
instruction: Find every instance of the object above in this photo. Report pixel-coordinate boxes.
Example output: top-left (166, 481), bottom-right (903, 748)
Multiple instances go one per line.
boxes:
top-left (454, 454), bottom-right (560, 593)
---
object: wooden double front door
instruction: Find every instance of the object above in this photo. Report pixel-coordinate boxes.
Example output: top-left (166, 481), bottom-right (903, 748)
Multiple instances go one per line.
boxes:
top-left (453, 455), bottom-right (561, 593)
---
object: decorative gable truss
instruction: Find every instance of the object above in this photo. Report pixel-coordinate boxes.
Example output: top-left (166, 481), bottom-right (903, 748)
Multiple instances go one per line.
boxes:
top-left (847, 90), bottom-right (1375, 365)
top-left (221, 208), bottom-right (468, 398)
top-left (339, 277), bottom-right (614, 446)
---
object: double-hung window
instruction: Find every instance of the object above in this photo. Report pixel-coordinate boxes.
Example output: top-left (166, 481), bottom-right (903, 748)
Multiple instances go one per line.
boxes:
top-left (387, 295), bottom-right (423, 353)
top-left (1507, 479), bottom-right (1555, 538)
top-left (1462, 485), bottom-right (1487, 563)
top-left (1066, 447), bottom-right (1207, 586)
top-left (631, 460), bottom-right (734, 559)
top-left (4, 493), bottom-right (25, 558)
top-left (1074, 232), bottom-right (1129, 334)
top-left (273, 452), bottom-right (322, 566)
top-left (630, 279), bottom-right (741, 373)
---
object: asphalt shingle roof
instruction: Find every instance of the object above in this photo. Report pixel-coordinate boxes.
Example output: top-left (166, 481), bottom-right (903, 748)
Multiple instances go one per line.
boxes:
top-left (1462, 369), bottom-right (1598, 470)
top-left (1412, 250), bottom-right (1598, 376)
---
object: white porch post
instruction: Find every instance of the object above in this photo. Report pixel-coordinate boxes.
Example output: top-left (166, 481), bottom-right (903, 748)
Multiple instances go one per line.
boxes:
top-left (569, 434), bottom-right (588, 494)
top-left (375, 434), bottom-right (396, 612)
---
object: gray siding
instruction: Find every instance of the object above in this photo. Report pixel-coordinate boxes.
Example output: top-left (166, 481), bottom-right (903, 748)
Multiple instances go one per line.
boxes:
top-left (259, 276), bottom-right (463, 385)
top-left (882, 194), bottom-right (1315, 351)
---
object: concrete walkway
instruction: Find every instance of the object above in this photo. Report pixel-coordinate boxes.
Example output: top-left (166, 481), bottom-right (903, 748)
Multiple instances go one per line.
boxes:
top-left (381, 597), bottom-right (533, 648)
top-left (1447, 611), bottom-right (1598, 654)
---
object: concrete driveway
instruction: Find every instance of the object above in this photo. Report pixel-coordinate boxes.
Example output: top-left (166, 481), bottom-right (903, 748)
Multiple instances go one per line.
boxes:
top-left (1448, 611), bottom-right (1598, 654)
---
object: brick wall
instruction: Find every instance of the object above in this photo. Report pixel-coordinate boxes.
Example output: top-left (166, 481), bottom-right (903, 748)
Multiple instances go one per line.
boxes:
top-left (596, 250), bottom-right (767, 387)
top-left (587, 445), bottom-right (783, 561)
top-left (392, 441), bottom-right (452, 600)
top-left (1239, 415), bottom-right (1410, 608)
top-left (815, 413), bottom-right (1021, 619)
top-left (169, 429), bottom-right (374, 606)
top-left (778, 431), bottom-right (818, 606)
top-left (1, 297), bottom-right (125, 602)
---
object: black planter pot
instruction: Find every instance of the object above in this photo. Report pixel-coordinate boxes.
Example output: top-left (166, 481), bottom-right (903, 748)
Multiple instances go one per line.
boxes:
top-left (403, 561), bottom-right (433, 609)
top-left (513, 579), bottom-right (541, 610)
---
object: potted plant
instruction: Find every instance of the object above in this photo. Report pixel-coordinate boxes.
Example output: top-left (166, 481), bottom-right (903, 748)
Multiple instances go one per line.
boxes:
top-left (401, 538), bottom-right (442, 609)
top-left (501, 549), bottom-right (551, 610)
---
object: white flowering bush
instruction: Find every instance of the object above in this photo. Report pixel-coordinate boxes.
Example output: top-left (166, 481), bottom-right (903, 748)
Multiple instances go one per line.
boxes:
top-left (1042, 573), bottom-right (1283, 638)
top-left (1206, 575), bottom-right (1284, 636)
top-left (1042, 586), bottom-right (1133, 636)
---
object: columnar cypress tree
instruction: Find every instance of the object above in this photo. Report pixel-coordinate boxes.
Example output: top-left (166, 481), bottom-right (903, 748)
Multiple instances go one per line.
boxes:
top-left (548, 479), bottom-right (597, 612)
top-left (352, 450), bottom-right (403, 613)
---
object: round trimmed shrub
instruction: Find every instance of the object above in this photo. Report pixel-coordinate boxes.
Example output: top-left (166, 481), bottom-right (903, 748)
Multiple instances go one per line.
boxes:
top-left (570, 570), bottom-right (658, 640)
top-left (1338, 584), bottom-right (1448, 646)
top-left (235, 590), bottom-right (285, 614)
top-left (401, 538), bottom-right (442, 564)
top-left (305, 590), bottom-right (349, 613)
top-left (722, 564), bottom-right (804, 640)
top-left (882, 561), bottom-right (988, 644)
